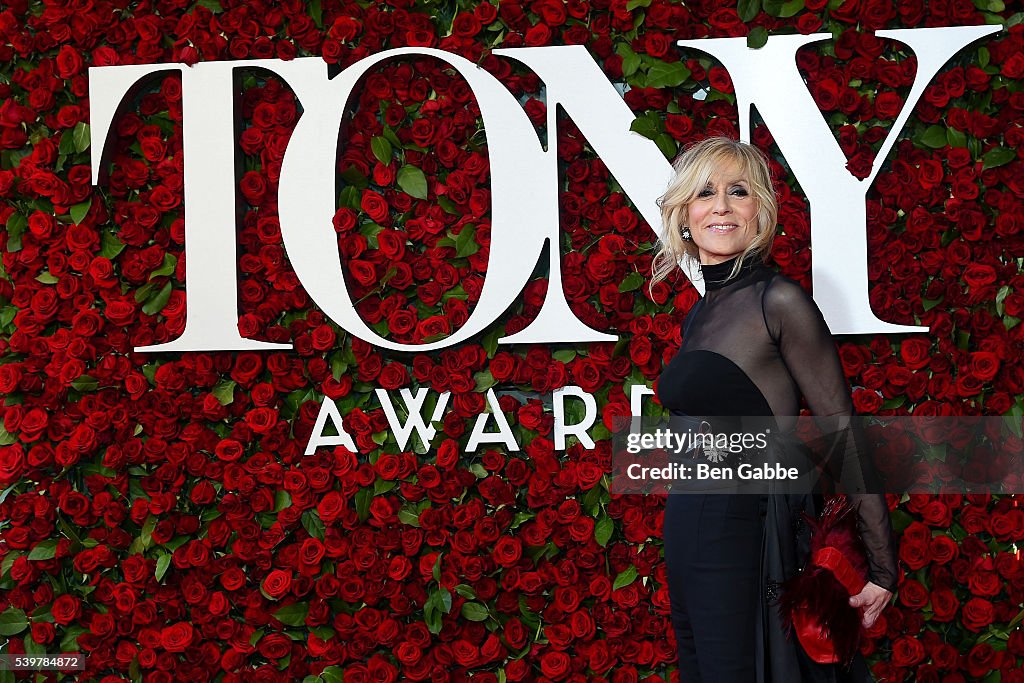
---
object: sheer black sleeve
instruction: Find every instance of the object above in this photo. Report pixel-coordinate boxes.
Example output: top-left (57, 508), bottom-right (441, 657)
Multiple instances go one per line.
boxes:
top-left (763, 276), bottom-right (900, 593)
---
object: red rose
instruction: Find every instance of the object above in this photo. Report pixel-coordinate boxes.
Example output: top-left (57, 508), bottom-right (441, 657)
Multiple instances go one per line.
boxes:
top-left (968, 569), bottom-right (1002, 597)
top-left (929, 535), bottom-right (959, 564)
top-left (56, 45), bottom-right (84, 78)
top-left (930, 589), bottom-right (959, 622)
top-left (257, 632), bottom-right (292, 660)
top-left (890, 635), bottom-right (925, 667)
top-left (160, 622), bottom-right (194, 653)
top-left (492, 536), bottom-right (522, 568)
top-left (969, 351), bottom-right (1000, 382)
top-left (262, 570), bottom-right (293, 600)
top-left (51, 593), bottom-right (81, 625)
top-left (540, 651), bottom-right (571, 679)
top-left (966, 643), bottom-right (1000, 679)
top-left (852, 388), bottom-right (882, 414)
top-left (897, 579), bottom-right (929, 609)
top-left (451, 13), bottom-right (481, 37)
top-left (360, 190), bottom-right (390, 223)
top-left (962, 597), bottom-right (995, 632)
top-left (899, 338), bottom-right (932, 371)
top-left (0, 445), bottom-right (26, 485)
top-left (874, 91), bottom-right (903, 120)
top-left (317, 491), bottom-right (345, 524)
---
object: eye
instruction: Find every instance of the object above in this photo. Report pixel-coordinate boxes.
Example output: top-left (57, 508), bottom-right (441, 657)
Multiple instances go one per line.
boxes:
top-left (697, 188), bottom-right (714, 198)
top-left (730, 186), bottom-right (749, 197)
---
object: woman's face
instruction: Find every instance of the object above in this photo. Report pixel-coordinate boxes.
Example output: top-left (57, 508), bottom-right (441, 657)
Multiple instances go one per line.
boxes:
top-left (686, 159), bottom-right (759, 265)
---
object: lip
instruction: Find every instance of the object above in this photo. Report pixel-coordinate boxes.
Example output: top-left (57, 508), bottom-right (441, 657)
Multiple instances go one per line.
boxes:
top-left (705, 224), bottom-right (738, 233)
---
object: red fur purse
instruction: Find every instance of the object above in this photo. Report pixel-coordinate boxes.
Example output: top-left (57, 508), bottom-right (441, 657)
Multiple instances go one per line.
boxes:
top-left (777, 495), bottom-right (869, 666)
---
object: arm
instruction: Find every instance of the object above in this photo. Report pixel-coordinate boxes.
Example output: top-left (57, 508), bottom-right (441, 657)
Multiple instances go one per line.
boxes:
top-left (763, 277), bottom-right (900, 598)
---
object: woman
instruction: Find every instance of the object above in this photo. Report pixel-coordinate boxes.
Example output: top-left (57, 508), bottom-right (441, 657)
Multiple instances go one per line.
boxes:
top-left (651, 137), bottom-right (899, 682)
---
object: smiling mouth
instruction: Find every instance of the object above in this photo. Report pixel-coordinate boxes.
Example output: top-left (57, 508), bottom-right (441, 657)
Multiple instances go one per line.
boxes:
top-left (706, 224), bottom-right (737, 233)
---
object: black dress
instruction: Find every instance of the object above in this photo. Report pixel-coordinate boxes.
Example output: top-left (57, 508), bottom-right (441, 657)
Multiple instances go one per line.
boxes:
top-left (657, 254), bottom-right (899, 683)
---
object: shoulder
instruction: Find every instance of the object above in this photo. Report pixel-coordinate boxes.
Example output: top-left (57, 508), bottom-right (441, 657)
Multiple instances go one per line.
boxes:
top-left (761, 272), bottom-right (832, 341)
top-left (762, 272), bottom-right (819, 316)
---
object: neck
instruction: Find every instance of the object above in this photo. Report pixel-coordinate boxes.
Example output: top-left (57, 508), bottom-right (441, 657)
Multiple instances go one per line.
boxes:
top-left (702, 253), bottom-right (760, 289)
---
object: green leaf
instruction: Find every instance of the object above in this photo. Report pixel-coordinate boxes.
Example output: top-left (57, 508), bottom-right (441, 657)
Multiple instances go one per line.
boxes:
top-left (301, 510), bottom-right (325, 540)
top-left (654, 132), bottom-right (677, 159)
top-left (747, 27), bottom-right (769, 50)
top-left (454, 584), bottom-right (477, 599)
top-left (778, 0), bottom-right (804, 17)
top-left (72, 122), bottom-right (90, 153)
top-left (140, 514), bottom-right (157, 549)
top-left (273, 602), bottom-right (309, 627)
top-left (5, 213), bottom-right (26, 253)
top-left (59, 625), bottom-right (87, 651)
top-left (552, 349), bottom-right (576, 363)
top-left (70, 375), bottom-right (99, 392)
top-left (473, 370), bottom-right (496, 392)
top-left (946, 127), bottom-right (967, 148)
top-left (338, 185), bottom-right (361, 211)
top-left (196, 0), bottom-right (223, 11)
top-left (155, 553), bottom-right (171, 582)
top-left (320, 666), bottom-right (344, 683)
top-left (432, 553), bottom-right (443, 583)
top-left (613, 565), bottom-right (638, 591)
top-left (213, 380), bottom-right (236, 405)
top-left (626, 0), bottom-right (651, 10)
top-left (762, 0), bottom-right (802, 15)
top-left (149, 253), bottom-right (177, 279)
top-left (737, 0), bottom-right (762, 21)
top-left (100, 232), bottom-right (125, 259)
top-left (996, 285), bottom-right (1011, 316)
top-left (35, 271), bottom-right (59, 284)
top-left (0, 608), bottom-right (28, 636)
top-left (461, 602), bottom-right (490, 621)
top-left (142, 282), bottom-right (173, 316)
top-left (920, 125), bottom-right (948, 149)
top-left (922, 296), bottom-right (943, 311)
top-left (70, 198), bottom-right (91, 225)
top-left (397, 165), bottom-right (428, 200)
top-left (619, 271), bottom-right (645, 292)
top-left (371, 136), bottom-right (393, 165)
top-left (398, 506), bottom-right (422, 527)
top-left (644, 60), bottom-right (690, 89)
top-left (455, 225), bottom-right (479, 258)
top-left (982, 147), bottom-right (1015, 169)
top-left (134, 281), bottom-right (158, 303)
top-left (482, 327), bottom-right (500, 358)
top-left (28, 539), bottom-right (58, 561)
top-left (629, 115), bottom-right (659, 140)
top-left (355, 488), bottom-right (372, 522)
top-left (616, 43), bottom-right (641, 78)
top-left (595, 514), bottom-right (614, 547)
top-left (308, 0), bottom-right (322, 27)
top-left (274, 490), bottom-right (291, 513)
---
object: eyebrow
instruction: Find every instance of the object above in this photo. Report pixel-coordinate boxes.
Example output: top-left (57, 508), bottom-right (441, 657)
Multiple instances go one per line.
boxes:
top-left (702, 178), bottom-right (749, 187)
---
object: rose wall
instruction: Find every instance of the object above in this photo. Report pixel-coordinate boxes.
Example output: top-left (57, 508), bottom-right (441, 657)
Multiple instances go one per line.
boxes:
top-left (1, 0), bottom-right (1024, 681)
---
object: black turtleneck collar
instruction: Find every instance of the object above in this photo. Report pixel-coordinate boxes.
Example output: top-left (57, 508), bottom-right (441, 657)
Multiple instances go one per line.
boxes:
top-left (701, 253), bottom-right (762, 290)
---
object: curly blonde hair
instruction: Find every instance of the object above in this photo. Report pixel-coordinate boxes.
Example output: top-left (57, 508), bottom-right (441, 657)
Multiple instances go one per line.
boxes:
top-left (651, 137), bottom-right (778, 290)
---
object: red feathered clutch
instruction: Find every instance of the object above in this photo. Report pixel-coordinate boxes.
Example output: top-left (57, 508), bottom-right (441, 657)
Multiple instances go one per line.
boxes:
top-left (777, 495), bottom-right (869, 666)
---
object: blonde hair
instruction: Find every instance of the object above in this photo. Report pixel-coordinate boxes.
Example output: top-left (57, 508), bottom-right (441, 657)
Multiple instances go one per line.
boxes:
top-left (651, 137), bottom-right (778, 290)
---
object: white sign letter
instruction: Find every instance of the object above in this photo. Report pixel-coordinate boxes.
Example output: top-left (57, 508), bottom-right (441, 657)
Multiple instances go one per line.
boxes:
top-left (678, 26), bottom-right (999, 334)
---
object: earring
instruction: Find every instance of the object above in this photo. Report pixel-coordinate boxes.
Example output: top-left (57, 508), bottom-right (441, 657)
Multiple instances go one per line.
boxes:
top-left (681, 227), bottom-right (692, 241)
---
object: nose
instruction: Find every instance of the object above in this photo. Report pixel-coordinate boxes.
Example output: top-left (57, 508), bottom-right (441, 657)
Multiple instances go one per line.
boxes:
top-left (712, 190), bottom-right (731, 215)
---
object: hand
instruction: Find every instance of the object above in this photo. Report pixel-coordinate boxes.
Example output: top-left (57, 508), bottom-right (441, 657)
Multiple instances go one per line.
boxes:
top-left (848, 581), bottom-right (892, 629)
